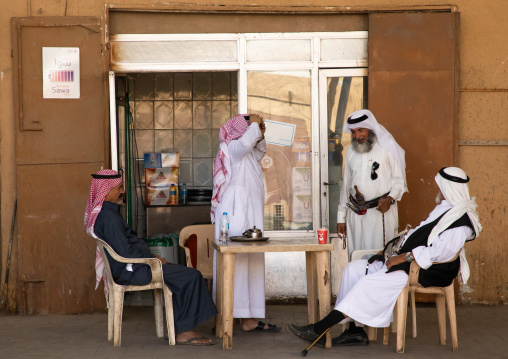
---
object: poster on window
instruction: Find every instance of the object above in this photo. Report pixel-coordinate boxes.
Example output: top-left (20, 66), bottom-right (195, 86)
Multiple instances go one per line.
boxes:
top-left (42, 47), bottom-right (80, 99)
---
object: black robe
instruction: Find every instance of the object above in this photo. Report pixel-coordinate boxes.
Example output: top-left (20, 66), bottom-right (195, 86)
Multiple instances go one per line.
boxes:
top-left (94, 201), bottom-right (218, 333)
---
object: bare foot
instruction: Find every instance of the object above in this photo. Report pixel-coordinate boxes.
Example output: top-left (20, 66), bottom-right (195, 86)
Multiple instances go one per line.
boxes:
top-left (176, 330), bottom-right (214, 345)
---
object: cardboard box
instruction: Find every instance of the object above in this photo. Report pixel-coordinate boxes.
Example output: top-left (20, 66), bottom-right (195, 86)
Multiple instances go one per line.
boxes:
top-left (146, 185), bottom-right (179, 206)
top-left (145, 168), bottom-right (179, 187)
top-left (161, 152), bottom-right (180, 168)
top-left (146, 186), bottom-right (171, 206)
top-left (144, 153), bottom-right (162, 168)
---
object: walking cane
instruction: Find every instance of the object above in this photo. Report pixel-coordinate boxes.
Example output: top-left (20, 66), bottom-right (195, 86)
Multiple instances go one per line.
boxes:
top-left (300, 327), bottom-right (331, 357)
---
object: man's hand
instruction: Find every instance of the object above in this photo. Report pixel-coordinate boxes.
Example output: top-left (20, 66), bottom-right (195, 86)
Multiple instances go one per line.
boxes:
top-left (377, 196), bottom-right (394, 213)
top-left (385, 253), bottom-right (406, 270)
top-left (337, 223), bottom-right (346, 236)
top-left (154, 254), bottom-right (167, 265)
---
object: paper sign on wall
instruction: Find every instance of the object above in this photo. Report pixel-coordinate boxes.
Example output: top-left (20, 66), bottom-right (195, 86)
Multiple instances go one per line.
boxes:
top-left (264, 120), bottom-right (296, 147)
top-left (43, 47), bottom-right (80, 99)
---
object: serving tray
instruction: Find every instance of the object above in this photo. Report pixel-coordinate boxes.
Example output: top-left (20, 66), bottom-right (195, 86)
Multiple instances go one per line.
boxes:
top-left (229, 236), bottom-right (270, 242)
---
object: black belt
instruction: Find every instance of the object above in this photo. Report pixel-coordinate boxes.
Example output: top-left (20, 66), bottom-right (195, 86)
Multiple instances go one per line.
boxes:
top-left (347, 192), bottom-right (390, 214)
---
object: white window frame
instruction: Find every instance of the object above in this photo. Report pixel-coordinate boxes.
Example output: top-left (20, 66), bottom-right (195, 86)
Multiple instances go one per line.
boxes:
top-left (108, 31), bottom-right (368, 238)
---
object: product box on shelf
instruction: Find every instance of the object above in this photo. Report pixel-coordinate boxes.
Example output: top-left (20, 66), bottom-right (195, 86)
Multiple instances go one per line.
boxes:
top-left (145, 167), bottom-right (179, 187)
top-left (161, 152), bottom-right (180, 168)
top-left (146, 186), bottom-right (171, 206)
top-left (144, 153), bottom-right (162, 168)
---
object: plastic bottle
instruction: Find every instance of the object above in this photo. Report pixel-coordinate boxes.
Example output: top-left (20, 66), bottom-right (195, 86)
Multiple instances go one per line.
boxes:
top-left (219, 212), bottom-right (229, 243)
top-left (169, 184), bottom-right (177, 205)
top-left (181, 183), bottom-right (188, 205)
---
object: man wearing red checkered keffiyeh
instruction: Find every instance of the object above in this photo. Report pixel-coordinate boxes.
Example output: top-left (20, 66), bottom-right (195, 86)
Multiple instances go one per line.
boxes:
top-left (84, 169), bottom-right (123, 299)
top-left (211, 114), bottom-right (280, 333)
top-left (85, 169), bottom-right (218, 345)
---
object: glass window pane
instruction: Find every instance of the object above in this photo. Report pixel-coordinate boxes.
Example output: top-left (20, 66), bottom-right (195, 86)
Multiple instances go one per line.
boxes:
top-left (320, 38), bottom-right (368, 62)
top-left (247, 39), bottom-right (311, 62)
top-left (326, 76), bottom-right (367, 231)
top-left (248, 70), bottom-right (312, 231)
top-left (112, 40), bottom-right (238, 63)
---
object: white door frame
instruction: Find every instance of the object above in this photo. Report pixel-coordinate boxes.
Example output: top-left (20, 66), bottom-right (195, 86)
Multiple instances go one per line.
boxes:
top-left (318, 68), bottom-right (368, 235)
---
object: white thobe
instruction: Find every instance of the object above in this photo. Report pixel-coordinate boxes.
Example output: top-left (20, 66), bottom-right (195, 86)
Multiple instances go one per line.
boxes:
top-left (335, 201), bottom-right (472, 328)
top-left (337, 142), bottom-right (406, 255)
top-left (213, 122), bottom-right (266, 318)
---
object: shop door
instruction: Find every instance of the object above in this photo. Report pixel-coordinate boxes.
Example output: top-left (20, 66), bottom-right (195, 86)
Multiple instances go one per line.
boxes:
top-left (12, 17), bottom-right (105, 314)
top-left (319, 69), bottom-right (368, 235)
top-left (318, 69), bottom-right (368, 293)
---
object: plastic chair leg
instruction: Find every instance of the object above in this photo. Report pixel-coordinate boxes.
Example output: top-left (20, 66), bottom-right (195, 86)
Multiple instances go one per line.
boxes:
top-left (113, 290), bottom-right (125, 347)
top-left (153, 288), bottom-right (164, 338)
top-left (435, 293), bottom-right (447, 345)
top-left (396, 287), bottom-right (409, 354)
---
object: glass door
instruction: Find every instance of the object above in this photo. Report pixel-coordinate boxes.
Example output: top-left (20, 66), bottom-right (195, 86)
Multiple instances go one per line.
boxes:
top-left (319, 69), bottom-right (367, 293)
top-left (319, 69), bottom-right (368, 235)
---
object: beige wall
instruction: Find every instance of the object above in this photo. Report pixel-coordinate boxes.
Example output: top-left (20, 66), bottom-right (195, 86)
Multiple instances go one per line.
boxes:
top-left (1, 0), bottom-right (506, 311)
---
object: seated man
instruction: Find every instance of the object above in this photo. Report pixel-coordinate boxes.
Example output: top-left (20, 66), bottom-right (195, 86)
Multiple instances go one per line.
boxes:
top-left (85, 169), bottom-right (218, 346)
top-left (289, 167), bottom-right (481, 347)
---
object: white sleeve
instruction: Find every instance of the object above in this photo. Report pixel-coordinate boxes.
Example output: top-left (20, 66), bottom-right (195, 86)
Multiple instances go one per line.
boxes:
top-left (252, 138), bottom-right (266, 162)
top-left (229, 123), bottom-right (263, 163)
top-left (412, 226), bottom-right (472, 269)
top-left (386, 150), bottom-right (406, 201)
top-left (337, 149), bottom-right (352, 223)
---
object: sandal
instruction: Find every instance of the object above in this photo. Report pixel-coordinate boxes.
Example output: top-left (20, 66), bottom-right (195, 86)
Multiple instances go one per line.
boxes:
top-left (243, 321), bottom-right (280, 333)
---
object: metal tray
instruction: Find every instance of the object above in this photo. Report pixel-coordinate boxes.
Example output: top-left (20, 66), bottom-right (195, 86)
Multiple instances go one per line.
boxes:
top-left (229, 236), bottom-right (270, 242)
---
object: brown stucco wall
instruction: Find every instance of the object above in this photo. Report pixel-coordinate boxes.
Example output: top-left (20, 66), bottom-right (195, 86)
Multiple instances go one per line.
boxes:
top-left (0, 0), bottom-right (506, 313)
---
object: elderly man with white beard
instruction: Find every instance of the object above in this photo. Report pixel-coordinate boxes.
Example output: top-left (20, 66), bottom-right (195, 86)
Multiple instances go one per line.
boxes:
top-left (289, 167), bottom-right (481, 348)
top-left (337, 109), bottom-right (407, 255)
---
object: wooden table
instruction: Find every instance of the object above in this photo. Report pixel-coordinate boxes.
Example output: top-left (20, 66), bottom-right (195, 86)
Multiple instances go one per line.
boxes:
top-left (212, 237), bottom-right (334, 349)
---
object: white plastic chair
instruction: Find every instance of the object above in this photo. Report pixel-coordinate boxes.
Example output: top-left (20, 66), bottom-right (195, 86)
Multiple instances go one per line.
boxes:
top-left (95, 238), bottom-right (176, 346)
top-left (394, 259), bottom-right (459, 353)
top-left (179, 224), bottom-right (214, 290)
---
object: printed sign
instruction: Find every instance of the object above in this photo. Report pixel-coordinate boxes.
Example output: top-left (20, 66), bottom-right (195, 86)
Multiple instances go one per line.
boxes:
top-left (264, 120), bottom-right (296, 147)
top-left (42, 47), bottom-right (80, 99)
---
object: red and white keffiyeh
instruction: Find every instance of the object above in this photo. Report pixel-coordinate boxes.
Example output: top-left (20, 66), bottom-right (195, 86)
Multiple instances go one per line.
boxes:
top-left (84, 169), bottom-right (122, 301)
top-left (211, 114), bottom-right (250, 222)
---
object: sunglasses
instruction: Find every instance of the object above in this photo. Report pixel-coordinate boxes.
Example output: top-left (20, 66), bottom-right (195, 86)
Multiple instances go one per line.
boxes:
top-left (371, 162), bottom-right (380, 180)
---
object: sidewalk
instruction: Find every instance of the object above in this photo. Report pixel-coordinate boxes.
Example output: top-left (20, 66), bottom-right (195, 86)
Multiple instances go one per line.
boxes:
top-left (0, 303), bottom-right (506, 358)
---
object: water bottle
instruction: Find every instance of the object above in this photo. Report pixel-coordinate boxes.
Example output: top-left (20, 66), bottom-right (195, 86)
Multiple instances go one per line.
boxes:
top-left (181, 183), bottom-right (188, 205)
top-left (219, 212), bottom-right (229, 243)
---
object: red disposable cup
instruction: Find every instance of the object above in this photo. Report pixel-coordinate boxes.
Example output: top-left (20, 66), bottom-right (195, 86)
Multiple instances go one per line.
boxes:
top-left (317, 228), bottom-right (328, 244)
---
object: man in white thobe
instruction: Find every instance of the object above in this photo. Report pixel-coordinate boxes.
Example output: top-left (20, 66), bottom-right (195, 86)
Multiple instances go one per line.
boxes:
top-left (211, 114), bottom-right (279, 333)
top-left (337, 109), bottom-right (407, 255)
top-left (290, 167), bottom-right (481, 347)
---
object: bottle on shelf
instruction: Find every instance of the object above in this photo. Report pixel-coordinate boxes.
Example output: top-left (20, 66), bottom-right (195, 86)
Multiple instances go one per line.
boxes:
top-left (219, 212), bottom-right (229, 243)
top-left (181, 183), bottom-right (188, 205)
top-left (169, 184), bottom-right (177, 205)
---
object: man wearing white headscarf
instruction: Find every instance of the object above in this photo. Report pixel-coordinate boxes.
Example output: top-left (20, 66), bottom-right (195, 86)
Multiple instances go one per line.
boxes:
top-left (290, 167), bottom-right (481, 347)
top-left (337, 109), bottom-right (407, 255)
top-left (85, 170), bottom-right (218, 346)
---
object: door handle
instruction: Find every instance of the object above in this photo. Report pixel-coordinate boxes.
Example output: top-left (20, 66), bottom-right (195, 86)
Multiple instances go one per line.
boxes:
top-left (323, 182), bottom-right (338, 186)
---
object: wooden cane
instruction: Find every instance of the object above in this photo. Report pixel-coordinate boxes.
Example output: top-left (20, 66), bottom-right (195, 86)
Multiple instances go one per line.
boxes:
top-left (300, 327), bottom-right (331, 357)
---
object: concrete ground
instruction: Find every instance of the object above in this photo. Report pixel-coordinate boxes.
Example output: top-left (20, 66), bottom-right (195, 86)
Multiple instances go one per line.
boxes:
top-left (0, 303), bottom-right (506, 359)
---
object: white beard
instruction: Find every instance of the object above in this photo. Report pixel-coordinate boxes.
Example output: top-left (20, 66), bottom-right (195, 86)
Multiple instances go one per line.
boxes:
top-left (351, 132), bottom-right (376, 154)
top-left (435, 192), bottom-right (444, 204)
